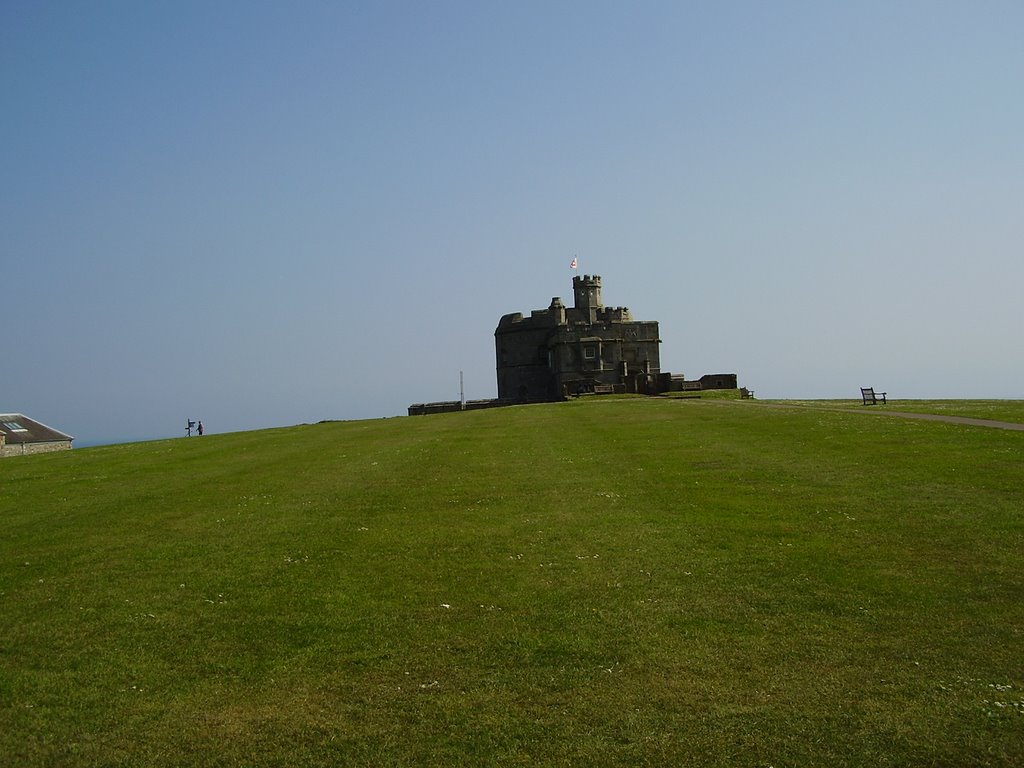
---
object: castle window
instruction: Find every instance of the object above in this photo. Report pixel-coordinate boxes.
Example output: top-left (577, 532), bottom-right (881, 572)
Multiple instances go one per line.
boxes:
top-left (584, 346), bottom-right (596, 359)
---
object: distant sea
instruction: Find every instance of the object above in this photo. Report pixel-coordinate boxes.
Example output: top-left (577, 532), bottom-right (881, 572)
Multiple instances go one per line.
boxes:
top-left (75, 435), bottom-right (180, 448)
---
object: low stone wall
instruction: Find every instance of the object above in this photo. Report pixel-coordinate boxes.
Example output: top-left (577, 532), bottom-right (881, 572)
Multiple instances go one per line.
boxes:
top-left (408, 398), bottom-right (549, 416)
top-left (409, 399), bottom-right (501, 416)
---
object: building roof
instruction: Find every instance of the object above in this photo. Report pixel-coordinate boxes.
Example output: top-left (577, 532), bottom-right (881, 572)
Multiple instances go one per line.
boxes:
top-left (0, 414), bottom-right (74, 445)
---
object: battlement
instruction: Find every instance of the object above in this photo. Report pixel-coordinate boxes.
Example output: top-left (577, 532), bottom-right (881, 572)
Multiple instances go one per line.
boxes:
top-left (597, 306), bottom-right (632, 323)
top-left (572, 274), bottom-right (603, 313)
top-left (498, 278), bottom-right (643, 334)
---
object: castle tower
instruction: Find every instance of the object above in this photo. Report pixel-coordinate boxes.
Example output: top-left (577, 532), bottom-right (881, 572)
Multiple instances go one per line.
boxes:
top-left (573, 275), bottom-right (602, 323)
top-left (495, 274), bottom-right (662, 402)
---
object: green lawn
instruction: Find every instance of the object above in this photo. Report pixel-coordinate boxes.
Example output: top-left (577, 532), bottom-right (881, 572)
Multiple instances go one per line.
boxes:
top-left (773, 398), bottom-right (1024, 424)
top-left (2, 398), bottom-right (1022, 766)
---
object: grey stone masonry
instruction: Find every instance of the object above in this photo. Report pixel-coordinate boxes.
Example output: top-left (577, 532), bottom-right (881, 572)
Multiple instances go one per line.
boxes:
top-left (494, 275), bottom-right (662, 401)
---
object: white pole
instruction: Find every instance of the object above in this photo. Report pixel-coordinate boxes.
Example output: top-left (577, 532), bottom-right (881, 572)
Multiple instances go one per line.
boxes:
top-left (460, 370), bottom-right (466, 410)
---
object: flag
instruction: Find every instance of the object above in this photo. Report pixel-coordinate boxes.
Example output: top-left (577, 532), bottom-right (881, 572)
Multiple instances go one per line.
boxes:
top-left (569, 257), bottom-right (578, 270)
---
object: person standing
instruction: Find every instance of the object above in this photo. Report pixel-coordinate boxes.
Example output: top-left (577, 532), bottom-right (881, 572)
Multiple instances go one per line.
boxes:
top-left (197, 421), bottom-right (204, 436)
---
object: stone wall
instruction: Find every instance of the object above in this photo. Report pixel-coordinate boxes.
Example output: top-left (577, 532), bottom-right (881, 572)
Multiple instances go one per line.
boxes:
top-left (699, 373), bottom-right (738, 390)
top-left (0, 440), bottom-right (72, 458)
top-left (409, 398), bottom-right (535, 416)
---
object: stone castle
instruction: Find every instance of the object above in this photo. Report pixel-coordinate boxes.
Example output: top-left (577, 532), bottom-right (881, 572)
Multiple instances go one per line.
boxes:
top-left (408, 275), bottom-right (738, 415)
top-left (495, 275), bottom-right (663, 400)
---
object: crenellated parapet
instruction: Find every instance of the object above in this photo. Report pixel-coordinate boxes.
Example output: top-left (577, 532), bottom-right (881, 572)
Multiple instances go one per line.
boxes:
top-left (596, 306), bottom-right (633, 323)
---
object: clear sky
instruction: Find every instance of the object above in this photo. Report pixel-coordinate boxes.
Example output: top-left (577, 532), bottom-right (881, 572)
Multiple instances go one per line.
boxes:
top-left (4, 1), bottom-right (1022, 445)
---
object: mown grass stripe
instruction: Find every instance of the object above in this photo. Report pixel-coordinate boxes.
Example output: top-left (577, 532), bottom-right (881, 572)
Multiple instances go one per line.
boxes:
top-left (1, 398), bottom-right (1022, 766)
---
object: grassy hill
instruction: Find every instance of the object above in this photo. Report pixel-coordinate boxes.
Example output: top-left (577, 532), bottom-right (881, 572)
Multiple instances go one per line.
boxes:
top-left (2, 398), bottom-right (1023, 766)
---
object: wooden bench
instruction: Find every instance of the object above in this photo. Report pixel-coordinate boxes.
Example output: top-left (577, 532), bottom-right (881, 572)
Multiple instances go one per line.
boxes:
top-left (593, 384), bottom-right (615, 395)
top-left (740, 387), bottom-right (755, 399)
top-left (861, 387), bottom-right (887, 405)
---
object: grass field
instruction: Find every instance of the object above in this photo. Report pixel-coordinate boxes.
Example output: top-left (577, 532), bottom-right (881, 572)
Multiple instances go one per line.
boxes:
top-left (2, 398), bottom-right (1023, 766)
top-left (768, 398), bottom-right (1024, 425)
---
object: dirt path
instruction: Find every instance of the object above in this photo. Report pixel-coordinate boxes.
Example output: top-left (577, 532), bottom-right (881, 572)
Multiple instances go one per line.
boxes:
top-left (850, 409), bottom-right (1024, 431)
top-left (752, 402), bottom-right (1024, 431)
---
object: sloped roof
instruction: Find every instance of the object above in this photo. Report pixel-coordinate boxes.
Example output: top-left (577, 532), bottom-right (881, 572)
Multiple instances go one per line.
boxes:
top-left (0, 414), bottom-right (74, 444)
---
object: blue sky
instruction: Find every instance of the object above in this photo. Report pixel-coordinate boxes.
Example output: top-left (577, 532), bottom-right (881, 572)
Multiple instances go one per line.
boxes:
top-left (3, 1), bottom-right (1022, 445)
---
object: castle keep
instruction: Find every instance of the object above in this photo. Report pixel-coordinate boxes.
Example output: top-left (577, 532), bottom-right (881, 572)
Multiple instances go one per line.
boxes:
top-left (408, 275), bottom-right (740, 415)
top-left (495, 275), bottom-right (662, 400)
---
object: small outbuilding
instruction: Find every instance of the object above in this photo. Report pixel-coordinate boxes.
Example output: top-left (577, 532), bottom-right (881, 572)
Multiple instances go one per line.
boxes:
top-left (0, 414), bottom-right (74, 457)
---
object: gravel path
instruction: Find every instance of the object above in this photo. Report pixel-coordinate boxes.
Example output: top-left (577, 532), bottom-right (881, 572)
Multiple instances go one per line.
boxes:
top-left (750, 402), bottom-right (1024, 431)
top-left (852, 409), bottom-right (1024, 431)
